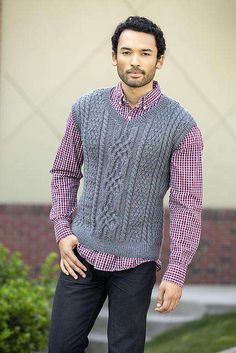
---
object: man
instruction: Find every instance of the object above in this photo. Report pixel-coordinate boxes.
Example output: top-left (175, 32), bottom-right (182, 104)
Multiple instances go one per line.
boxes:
top-left (48, 16), bottom-right (203, 353)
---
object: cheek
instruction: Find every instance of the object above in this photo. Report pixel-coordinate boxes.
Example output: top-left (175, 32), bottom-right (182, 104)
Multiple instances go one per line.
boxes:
top-left (145, 64), bottom-right (157, 74)
top-left (117, 57), bottom-right (129, 68)
top-left (117, 62), bottom-right (127, 72)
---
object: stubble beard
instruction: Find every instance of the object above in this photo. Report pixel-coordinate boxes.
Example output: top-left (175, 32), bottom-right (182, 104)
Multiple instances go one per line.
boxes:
top-left (116, 65), bottom-right (157, 88)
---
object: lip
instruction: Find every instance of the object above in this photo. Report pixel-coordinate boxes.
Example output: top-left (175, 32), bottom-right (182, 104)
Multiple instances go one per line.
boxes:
top-left (128, 72), bottom-right (143, 77)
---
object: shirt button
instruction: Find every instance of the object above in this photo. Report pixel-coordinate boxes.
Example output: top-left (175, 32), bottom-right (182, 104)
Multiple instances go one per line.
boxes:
top-left (143, 105), bottom-right (147, 110)
top-left (128, 116), bottom-right (131, 120)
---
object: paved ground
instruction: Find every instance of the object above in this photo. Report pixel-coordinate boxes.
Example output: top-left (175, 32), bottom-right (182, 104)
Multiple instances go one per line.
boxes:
top-left (217, 348), bottom-right (236, 353)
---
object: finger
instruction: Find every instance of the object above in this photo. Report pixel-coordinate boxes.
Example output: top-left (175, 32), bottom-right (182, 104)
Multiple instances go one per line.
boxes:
top-left (165, 298), bottom-right (176, 312)
top-left (166, 296), bottom-right (176, 312)
top-left (63, 259), bottom-right (84, 279)
top-left (157, 297), bottom-right (171, 313)
top-left (156, 286), bottom-right (165, 308)
top-left (155, 291), bottom-right (171, 313)
top-left (64, 256), bottom-right (87, 278)
top-left (171, 298), bottom-right (180, 312)
top-left (64, 249), bottom-right (87, 273)
top-left (167, 296), bottom-right (180, 312)
top-left (60, 259), bottom-right (69, 275)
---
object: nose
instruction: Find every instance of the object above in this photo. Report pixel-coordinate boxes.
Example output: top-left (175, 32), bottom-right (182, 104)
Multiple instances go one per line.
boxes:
top-left (130, 53), bottom-right (140, 67)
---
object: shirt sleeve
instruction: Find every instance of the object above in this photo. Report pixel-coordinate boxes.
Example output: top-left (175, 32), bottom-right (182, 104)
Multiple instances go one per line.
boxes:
top-left (49, 111), bottom-right (84, 244)
top-left (162, 125), bottom-right (204, 287)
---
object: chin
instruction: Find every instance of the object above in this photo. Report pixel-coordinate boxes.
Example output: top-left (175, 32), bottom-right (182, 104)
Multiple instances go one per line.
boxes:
top-left (125, 78), bottom-right (144, 87)
top-left (129, 82), bottom-right (146, 88)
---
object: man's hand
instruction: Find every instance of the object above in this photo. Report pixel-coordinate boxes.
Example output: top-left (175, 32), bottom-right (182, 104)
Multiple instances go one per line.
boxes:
top-left (155, 280), bottom-right (182, 313)
top-left (58, 234), bottom-right (87, 279)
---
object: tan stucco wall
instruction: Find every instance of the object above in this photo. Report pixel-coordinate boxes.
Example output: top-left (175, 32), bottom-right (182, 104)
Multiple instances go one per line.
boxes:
top-left (0, 0), bottom-right (235, 207)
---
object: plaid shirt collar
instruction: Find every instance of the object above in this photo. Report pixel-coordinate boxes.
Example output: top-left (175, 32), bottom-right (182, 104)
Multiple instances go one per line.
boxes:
top-left (111, 80), bottom-right (162, 110)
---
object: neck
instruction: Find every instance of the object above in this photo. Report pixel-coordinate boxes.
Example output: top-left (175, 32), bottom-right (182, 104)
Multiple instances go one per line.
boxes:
top-left (121, 81), bottom-right (154, 108)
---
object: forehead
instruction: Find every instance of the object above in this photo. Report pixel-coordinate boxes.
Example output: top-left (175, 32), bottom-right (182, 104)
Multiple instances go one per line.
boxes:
top-left (118, 29), bottom-right (156, 50)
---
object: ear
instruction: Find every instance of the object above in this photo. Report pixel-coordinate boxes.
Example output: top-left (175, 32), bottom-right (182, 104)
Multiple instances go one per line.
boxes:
top-left (112, 51), bottom-right (117, 66)
top-left (156, 55), bottom-right (164, 70)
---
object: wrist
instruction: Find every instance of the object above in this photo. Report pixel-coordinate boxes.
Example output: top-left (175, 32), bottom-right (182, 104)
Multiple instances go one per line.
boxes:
top-left (162, 262), bottom-right (188, 288)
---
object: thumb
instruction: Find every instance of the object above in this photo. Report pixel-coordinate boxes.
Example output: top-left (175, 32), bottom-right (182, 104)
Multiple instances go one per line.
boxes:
top-left (69, 234), bottom-right (79, 247)
top-left (156, 285), bottom-right (165, 308)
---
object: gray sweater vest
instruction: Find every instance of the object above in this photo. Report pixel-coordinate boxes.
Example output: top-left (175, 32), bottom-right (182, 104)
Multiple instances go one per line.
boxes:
top-left (70, 87), bottom-right (196, 260)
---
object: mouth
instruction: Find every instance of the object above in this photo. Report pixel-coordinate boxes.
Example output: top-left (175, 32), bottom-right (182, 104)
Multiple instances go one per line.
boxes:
top-left (128, 71), bottom-right (143, 77)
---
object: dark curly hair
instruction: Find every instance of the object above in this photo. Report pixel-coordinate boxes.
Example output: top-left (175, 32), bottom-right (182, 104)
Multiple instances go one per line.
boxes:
top-left (111, 16), bottom-right (166, 60)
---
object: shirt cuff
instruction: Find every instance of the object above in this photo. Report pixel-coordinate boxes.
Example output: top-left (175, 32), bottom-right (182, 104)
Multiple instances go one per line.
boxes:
top-left (54, 220), bottom-right (73, 244)
top-left (156, 259), bottom-right (162, 272)
top-left (161, 262), bottom-right (188, 288)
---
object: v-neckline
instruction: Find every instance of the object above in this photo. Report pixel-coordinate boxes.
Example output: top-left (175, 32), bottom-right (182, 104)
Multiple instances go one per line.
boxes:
top-left (104, 87), bottom-right (170, 126)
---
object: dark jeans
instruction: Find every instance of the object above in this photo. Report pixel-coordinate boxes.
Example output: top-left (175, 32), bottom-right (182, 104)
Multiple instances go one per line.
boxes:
top-left (48, 247), bottom-right (156, 353)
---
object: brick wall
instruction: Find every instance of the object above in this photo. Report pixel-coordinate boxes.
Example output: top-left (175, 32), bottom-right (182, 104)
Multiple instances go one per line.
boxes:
top-left (0, 204), bottom-right (235, 284)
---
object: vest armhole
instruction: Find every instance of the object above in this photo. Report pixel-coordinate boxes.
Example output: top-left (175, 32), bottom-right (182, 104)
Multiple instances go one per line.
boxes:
top-left (71, 99), bottom-right (82, 135)
top-left (71, 106), bottom-right (81, 133)
top-left (171, 114), bottom-right (197, 153)
top-left (70, 88), bottom-right (104, 135)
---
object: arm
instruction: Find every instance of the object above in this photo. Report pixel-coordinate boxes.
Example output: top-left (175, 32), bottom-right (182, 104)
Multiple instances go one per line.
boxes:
top-left (49, 111), bottom-right (88, 279)
top-left (49, 111), bottom-right (84, 244)
top-left (155, 125), bottom-right (204, 313)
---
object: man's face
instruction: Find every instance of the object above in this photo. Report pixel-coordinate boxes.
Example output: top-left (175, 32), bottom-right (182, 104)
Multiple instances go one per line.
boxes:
top-left (112, 29), bottom-right (164, 88)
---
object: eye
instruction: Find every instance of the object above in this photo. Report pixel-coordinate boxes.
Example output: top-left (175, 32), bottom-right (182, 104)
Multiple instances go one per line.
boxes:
top-left (142, 53), bottom-right (150, 56)
top-left (122, 51), bottom-right (131, 55)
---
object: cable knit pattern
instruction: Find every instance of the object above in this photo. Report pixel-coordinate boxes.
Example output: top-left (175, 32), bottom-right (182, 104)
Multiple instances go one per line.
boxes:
top-left (70, 87), bottom-right (197, 260)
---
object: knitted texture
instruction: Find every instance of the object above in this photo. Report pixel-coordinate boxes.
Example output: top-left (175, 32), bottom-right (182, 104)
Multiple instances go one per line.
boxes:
top-left (71, 87), bottom-right (197, 260)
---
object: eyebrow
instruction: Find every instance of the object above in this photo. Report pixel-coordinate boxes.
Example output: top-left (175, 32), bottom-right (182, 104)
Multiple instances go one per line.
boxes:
top-left (120, 46), bottom-right (153, 52)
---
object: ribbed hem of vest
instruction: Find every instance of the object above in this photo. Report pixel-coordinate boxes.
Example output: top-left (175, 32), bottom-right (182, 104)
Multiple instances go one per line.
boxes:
top-left (71, 224), bottom-right (162, 261)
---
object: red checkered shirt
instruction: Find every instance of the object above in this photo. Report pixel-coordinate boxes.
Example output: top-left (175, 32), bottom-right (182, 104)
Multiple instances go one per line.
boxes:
top-left (49, 80), bottom-right (203, 287)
